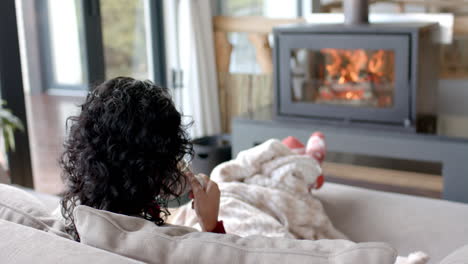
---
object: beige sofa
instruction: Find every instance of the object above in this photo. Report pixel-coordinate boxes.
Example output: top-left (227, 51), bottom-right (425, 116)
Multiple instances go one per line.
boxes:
top-left (1, 183), bottom-right (468, 263)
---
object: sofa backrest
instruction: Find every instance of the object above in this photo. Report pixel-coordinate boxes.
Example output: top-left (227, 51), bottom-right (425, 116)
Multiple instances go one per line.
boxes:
top-left (316, 183), bottom-right (468, 263)
top-left (0, 219), bottom-right (141, 263)
top-left (74, 205), bottom-right (398, 264)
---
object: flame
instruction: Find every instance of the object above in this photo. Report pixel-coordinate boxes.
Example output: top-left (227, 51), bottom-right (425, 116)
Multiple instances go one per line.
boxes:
top-left (321, 49), bottom-right (390, 83)
top-left (322, 49), bottom-right (369, 84)
top-left (321, 48), bottom-right (342, 77)
top-left (340, 90), bottom-right (364, 100)
top-left (317, 49), bottom-right (393, 104)
top-left (368, 50), bottom-right (385, 77)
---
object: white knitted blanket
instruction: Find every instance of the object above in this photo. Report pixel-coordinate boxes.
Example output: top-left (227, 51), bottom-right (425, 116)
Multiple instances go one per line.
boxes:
top-left (171, 139), bottom-right (429, 264)
top-left (171, 139), bottom-right (347, 240)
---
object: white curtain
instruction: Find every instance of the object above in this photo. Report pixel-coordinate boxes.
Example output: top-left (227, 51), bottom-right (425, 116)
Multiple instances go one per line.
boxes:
top-left (177, 0), bottom-right (221, 138)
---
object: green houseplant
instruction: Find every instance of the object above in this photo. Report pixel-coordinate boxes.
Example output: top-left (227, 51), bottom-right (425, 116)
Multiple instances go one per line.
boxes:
top-left (0, 101), bottom-right (24, 183)
top-left (0, 100), bottom-right (24, 153)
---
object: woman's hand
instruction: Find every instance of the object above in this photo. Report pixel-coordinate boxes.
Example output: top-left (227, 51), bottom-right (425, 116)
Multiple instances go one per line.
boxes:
top-left (187, 173), bottom-right (220, 232)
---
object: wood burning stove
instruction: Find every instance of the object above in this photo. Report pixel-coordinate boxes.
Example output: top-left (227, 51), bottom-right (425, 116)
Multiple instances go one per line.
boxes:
top-left (273, 0), bottom-right (439, 132)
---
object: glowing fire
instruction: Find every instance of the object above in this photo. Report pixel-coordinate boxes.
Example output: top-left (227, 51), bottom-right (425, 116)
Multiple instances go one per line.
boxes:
top-left (368, 50), bottom-right (385, 77)
top-left (319, 89), bottom-right (364, 101)
top-left (321, 48), bottom-right (391, 85)
top-left (290, 47), bottom-right (395, 107)
top-left (316, 49), bottom-right (394, 104)
top-left (322, 49), bottom-right (370, 84)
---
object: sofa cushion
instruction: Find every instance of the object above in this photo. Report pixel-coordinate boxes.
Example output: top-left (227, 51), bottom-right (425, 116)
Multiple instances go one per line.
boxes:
top-left (0, 183), bottom-right (71, 239)
top-left (315, 183), bottom-right (468, 263)
top-left (74, 205), bottom-right (397, 264)
top-left (18, 185), bottom-right (61, 213)
top-left (440, 244), bottom-right (468, 264)
top-left (0, 219), bottom-right (141, 263)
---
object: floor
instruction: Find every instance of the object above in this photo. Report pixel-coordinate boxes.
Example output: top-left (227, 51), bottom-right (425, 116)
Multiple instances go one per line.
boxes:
top-left (26, 94), bottom-right (84, 194)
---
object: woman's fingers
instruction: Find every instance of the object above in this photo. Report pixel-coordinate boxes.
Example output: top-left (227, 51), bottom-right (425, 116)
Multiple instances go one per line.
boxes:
top-left (187, 172), bottom-right (204, 197)
top-left (194, 176), bottom-right (221, 232)
top-left (206, 178), bottom-right (220, 195)
top-left (197, 174), bottom-right (210, 190)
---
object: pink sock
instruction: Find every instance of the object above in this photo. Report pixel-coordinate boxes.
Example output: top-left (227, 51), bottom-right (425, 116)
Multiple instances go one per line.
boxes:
top-left (306, 132), bottom-right (326, 164)
top-left (282, 136), bottom-right (305, 155)
top-left (306, 132), bottom-right (326, 190)
top-left (282, 134), bottom-right (326, 190)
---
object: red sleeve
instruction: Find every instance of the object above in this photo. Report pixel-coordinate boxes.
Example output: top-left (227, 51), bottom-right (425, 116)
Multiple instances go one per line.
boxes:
top-left (210, 220), bottom-right (226, 234)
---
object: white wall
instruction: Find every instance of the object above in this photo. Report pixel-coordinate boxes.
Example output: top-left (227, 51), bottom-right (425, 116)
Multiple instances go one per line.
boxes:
top-left (263, 0), bottom-right (298, 18)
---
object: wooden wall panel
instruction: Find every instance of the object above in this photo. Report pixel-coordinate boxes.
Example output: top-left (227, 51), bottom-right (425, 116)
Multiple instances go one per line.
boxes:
top-left (218, 73), bottom-right (273, 132)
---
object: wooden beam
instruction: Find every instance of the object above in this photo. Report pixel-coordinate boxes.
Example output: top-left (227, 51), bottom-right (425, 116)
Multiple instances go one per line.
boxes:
top-left (397, 2), bottom-right (405, 13)
top-left (248, 33), bottom-right (273, 73)
top-left (454, 16), bottom-right (468, 36)
top-left (213, 16), bottom-right (305, 34)
top-left (214, 31), bottom-right (233, 73)
top-left (323, 161), bottom-right (443, 192)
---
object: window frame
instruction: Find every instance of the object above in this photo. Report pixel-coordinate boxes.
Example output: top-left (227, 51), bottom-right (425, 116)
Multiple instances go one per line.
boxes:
top-left (35, 0), bottom-right (167, 92)
top-left (37, 0), bottom-right (91, 92)
top-left (1, 0), bottom-right (168, 188)
top-left (0, 0), bottom-right (34, 187)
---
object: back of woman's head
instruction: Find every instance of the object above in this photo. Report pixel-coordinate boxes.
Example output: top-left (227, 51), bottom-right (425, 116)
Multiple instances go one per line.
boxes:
top-left (60, 77), bottom-right (192, 240)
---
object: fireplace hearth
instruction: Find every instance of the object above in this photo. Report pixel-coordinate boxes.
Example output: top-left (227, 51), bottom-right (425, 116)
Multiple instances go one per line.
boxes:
top-left (273, 2), bottom-right (439, 132)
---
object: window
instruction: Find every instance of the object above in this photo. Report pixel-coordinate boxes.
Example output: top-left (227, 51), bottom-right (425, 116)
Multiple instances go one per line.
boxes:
top-left (100, 0), bottom-right (151, 80)
top-left (218, 0), bottom-right (301, 73)
top-left (47, 0), bottom-right (87, 88)
top-left (12, 0), bottom-right (166, 193)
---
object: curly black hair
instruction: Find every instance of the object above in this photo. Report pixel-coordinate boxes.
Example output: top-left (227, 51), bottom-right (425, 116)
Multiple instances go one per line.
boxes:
top-left (60, 77), bottom-right (192, 240)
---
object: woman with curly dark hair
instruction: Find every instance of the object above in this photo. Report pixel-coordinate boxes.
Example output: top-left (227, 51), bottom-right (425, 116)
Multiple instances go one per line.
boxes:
top-left (60, 77), bottom-right (223, 240)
